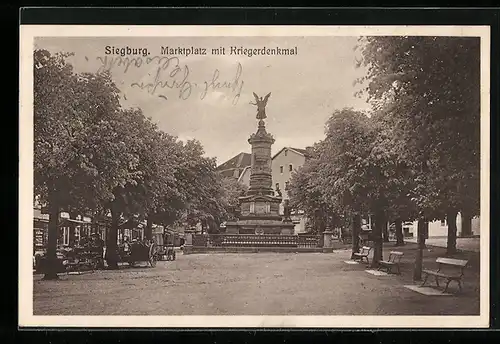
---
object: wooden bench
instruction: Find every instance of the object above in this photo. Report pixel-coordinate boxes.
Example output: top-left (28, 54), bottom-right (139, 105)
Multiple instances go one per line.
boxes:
top-left (377, 251), bottom-right (404, 274)
top-left (422, 257), bottom-right (469, 293)
top-left (352, 246), bottom-right (372, 264)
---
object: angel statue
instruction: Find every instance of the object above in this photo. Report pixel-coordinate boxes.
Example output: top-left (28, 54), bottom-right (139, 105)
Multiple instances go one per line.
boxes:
top-left (250, 92), bottom-right (271, 120)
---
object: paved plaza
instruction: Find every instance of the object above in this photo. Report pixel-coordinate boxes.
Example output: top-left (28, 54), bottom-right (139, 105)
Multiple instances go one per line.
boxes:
top-left (33, 243), bottom-right (480, 316)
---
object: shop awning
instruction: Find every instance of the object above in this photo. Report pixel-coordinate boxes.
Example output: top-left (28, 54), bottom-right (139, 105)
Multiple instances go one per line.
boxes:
top-left (118, 218), bottom-right (143, 229)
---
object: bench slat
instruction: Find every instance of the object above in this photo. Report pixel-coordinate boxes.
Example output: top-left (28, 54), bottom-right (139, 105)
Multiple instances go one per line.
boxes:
top-left (423, 269), bottom-right (461, 279)
top-left (379, 261), bottom-right (395, 265)
top-left (389, 251), bottom-right (404, 256)
top-left (436, 257), bottom-right (468, 267)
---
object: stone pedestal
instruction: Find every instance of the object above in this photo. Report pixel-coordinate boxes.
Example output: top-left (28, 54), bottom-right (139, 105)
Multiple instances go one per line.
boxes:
top-left (225, 117), bottom-right (296, 235)
top-left (183, 229), bottom-right (195, 255)
top-left (225, 216), bottom-right (295, 235)
top-left (322, 230), bottom-right (334, 253)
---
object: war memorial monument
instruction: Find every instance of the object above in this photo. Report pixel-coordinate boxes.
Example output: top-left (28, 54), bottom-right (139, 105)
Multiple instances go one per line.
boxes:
top-left (225, 93), bottom-right (295, 235)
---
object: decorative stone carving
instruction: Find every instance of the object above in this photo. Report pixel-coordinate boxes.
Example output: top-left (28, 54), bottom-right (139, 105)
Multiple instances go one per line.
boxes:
top-left (224, 93), bottom-right (295, 235)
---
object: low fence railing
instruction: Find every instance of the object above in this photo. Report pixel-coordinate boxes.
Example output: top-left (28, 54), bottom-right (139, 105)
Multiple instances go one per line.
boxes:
top-left (192, 234), bottom-right (320, 248)
top-left (297, 234), bottom-right (321, 248)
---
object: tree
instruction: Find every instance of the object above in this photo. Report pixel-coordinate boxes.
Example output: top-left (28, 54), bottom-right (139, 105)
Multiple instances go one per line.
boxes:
top-left (162, 139), bottom-right (230, 234)
top-left (35, 49), bottom-right (234, 273)
top-left (102, 108), bottom-right (174, 269)
top-left (288, 143), bottom-right (332, 246)
top-left (144, 131), bottom-right (182, 239)
top-left (318, 108), bottom-right (390, 266)
top-left (356, 36), bottom-right (480, 256)
top-left (34, 50), bottom-right (75, 279)
top-left (288, 100), bottom-right (422, 265)
top-left (220, 176), bottom-right (248, 222)
top-left (288, 144), bottom-right (327, 229)
top-left (34, 49), bottom-right (123, 279)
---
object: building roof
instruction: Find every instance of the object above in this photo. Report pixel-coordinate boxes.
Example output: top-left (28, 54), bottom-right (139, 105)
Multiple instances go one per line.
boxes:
top-left (217, 152), bottom-right (252, 171)
top-left (290, 147), bottom-right (308, 155)
top-left (271, 147), bottom-right (307, 160)
top-left (33, 208), bottom-right (48, 220)
top-left (217, 152), bottom-right (252, 179)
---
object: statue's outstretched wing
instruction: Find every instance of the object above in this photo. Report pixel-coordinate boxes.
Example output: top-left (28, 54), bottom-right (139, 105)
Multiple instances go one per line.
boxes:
top-left (253, 92), bottom-right (259, 102)
top-left (263, 92), bottom-right (271, 105)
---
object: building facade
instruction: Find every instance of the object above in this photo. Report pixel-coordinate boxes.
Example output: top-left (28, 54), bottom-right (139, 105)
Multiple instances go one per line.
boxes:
top-left (271, 147), bottom-right (308, 200)
top-left (406, 215), bottom-right (481, 238)
top-left (270, 147), bottom-right (310, 234)
top-left (33, 207), bottom-right (96, 253)
top-left (365, 214), bottom-right (480, 239)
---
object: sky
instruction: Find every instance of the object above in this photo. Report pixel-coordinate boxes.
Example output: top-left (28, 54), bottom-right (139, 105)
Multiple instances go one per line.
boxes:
top-left (35, 36), bottom-right (370, 165)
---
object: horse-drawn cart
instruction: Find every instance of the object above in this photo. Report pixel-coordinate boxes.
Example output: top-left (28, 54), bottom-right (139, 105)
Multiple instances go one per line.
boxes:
top-left (35, 245), bottom-right (103, 274)
top-left (156, 243), bottom-right (176, 261)
top-left (117, 241), bottom-right (158, 267)
top-left (153, 230), bottom-right (178, 261)
top-left (65, 246), bottom-right (103, 273)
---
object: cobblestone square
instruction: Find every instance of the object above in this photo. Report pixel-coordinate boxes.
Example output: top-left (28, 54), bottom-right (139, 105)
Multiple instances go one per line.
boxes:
top-left (33, 244), bottom-right (480, 316)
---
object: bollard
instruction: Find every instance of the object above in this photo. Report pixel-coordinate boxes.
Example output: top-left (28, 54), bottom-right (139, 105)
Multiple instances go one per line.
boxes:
top-left (183, 229), bottom-right (195, 255)
top-left (323, 229), bottom-right (334, 253)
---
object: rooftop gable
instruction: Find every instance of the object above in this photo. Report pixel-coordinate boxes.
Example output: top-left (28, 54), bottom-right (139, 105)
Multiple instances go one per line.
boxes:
top-left (271, 147), bottom-right (306, 160)
top-left (217, 152), bottom-right (251, 171)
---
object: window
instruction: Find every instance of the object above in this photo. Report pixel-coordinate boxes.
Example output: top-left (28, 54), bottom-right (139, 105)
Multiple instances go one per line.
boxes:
top-left (75, 226), bottom-right (81, 243)
top-left (284, 149), bottom-right (288, 157)
top-left (285, 181), bottom-right (289, 190)
top-left (280, 166), bottom-right (283, 173)
top-left (289, 164), bottom-right (293, 172)
top-left (62, 227), bottom-right (69, 246)
top-left (275, 183), bottom-right (280, 190)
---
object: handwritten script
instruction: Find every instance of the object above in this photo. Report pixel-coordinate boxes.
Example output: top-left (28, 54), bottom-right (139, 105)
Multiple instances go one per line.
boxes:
top-left (96, 55), bottom-right (244, 105)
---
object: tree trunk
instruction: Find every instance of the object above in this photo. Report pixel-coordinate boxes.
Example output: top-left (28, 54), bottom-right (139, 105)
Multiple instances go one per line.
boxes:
top-left (446, 209), bottom-right (458, 255)
top-left (382, 221), bottom-right (390, 242)
top-left (43, 197), bottom-right (60, 280)
top-left (461, 210), bottom-right (472, 237)
top-left (314, 209), bottom-right (326, 247)
top-left (145, 214), bottom-right (153, 240)
top-left (351, 213), bottom-right (361, 258)
top-left (318, 214), bottom-right (325, 248)
top-left (413, 218), bottom-right (427, 281)
top-left (105, 203), bottom-right (120, 270)
top-left (208, 217), bottom-right (220, 234)
top-left (394, 219), bottom-right (404, 246)
top-left (370, 210), bottom-right (385, 268)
